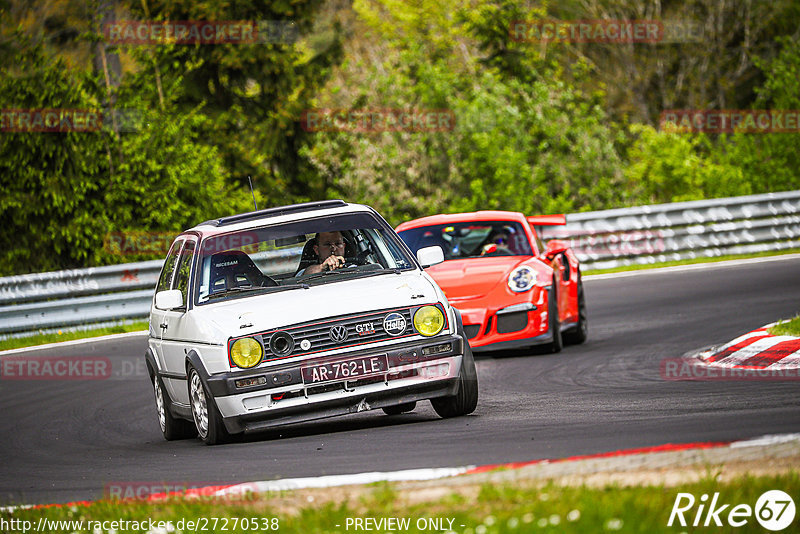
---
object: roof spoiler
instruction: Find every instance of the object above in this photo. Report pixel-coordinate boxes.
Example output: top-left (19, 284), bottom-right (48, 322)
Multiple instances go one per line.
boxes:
top-left (527, 214), bottom-right (566, 226)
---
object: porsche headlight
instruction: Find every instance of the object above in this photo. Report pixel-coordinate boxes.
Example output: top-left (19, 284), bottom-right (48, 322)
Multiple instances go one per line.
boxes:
top-left (230, 337), bottom-right (263, 368)
top-left (508, 266), bottom-right (537, 292)
top-left (413, 305), bottom-right (445, 337)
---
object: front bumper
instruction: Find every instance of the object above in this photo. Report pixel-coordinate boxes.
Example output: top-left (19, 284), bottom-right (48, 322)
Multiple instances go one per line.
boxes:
top-left (207, 335), bottom-right (464, 434)
top-left (450, 286), bottom-right (551, 352)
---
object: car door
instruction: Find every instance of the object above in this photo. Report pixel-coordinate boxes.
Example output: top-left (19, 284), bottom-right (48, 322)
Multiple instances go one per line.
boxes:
top-left (160, 238), bottom-right (196, 405)
top-left (150, 238), bottom-right (184, 376)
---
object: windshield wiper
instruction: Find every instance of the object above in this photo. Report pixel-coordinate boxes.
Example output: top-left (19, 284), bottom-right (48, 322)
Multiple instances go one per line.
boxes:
top-left (299, 267), bottom-right (363, 282)
top-left (276, 283), bottom-right (311, 291)
top-left (302, 267), bottom-right (406, 283)
top-left (205, 284), bottom-right (308, 301)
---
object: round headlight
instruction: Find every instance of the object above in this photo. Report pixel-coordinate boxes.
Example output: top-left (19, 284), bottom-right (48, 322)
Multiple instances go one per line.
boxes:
top-left (508, 266), bottom-right (536, 292)
top-left (230, 337), bottom-right (263, 368)
top-left (413, 305), bottom-right (445, 337)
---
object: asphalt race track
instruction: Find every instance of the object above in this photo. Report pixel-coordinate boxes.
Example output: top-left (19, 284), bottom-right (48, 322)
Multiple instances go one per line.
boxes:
top-left (1, 256), bottom-right (799, 505)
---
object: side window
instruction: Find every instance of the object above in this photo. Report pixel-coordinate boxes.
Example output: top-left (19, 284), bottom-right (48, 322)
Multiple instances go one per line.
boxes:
top-left (173, 240), bottom-right (196, 308)
top-left (156, 239), bottom-right (184, 293)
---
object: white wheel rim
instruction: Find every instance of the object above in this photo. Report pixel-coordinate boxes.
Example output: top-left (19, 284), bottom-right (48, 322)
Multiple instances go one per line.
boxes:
top-left (190, 372), bottom-right (209, 438)
top-left (154, 380), bottom-right (166, 433)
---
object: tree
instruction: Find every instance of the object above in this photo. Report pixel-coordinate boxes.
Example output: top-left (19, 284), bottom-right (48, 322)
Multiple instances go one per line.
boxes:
top-left (0, 30), bottom-right (247, 274)
top-left (304, 0), bottom-right (629, 224)
top-left (122, 0), bottom-right (344, 204)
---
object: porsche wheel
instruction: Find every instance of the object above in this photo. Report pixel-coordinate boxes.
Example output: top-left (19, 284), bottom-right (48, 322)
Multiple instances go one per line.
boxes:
top-left (563, 278), bottom-right (588, 345)
top-left (189, 367), bottom-right (229, 445)
top-left (546, 285), bottom-right (563, 353)
top-left (383, 402), bottom-right (417, 415)
top-left (431, 344), bottom-right (478, 418)
top-left (153, 375), bottom-right (196, 440)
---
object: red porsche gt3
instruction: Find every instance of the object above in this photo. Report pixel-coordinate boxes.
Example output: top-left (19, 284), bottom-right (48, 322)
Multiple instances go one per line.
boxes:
top-left (397, 211), bottom-right (587, 353)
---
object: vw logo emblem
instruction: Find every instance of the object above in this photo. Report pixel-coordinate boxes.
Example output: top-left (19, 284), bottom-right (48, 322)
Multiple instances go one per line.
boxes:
top-left (329, 324), bottom-right (349, 343)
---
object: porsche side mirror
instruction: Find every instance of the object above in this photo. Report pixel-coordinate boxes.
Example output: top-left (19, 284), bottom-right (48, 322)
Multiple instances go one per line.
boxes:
top-left (417, 246), bottom-right (444, 268)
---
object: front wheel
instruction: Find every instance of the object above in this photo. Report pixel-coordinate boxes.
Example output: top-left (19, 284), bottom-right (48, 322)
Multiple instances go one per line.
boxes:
top-left (189, 368), bottom-right (229, 445)
top-left (431, 345), bottom-right (478, 418)
top-left (546, 285), bottom-right (563, 353)
top-left (153, 375), bottom-right (196, 440)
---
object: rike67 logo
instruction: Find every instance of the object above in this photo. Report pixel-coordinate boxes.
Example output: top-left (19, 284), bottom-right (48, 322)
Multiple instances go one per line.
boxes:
top-left (669, 490), bottom-right (796, 530)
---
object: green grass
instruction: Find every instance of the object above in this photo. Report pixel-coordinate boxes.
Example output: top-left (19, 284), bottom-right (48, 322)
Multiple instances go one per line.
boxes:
top-left (586, 248), bottom-right (800, 275)
top-left (769, 315), bottom-right (800, 337)
top-left (3, 472), bottom-right (798, 533)
top-left (0, 321), bottom-right (148, 352)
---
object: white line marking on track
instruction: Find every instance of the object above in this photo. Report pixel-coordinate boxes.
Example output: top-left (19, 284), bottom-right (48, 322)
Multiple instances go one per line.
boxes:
top-left (0, 331), bottom-right (148, 357)
top-left (730, 433), bottom-right (800, 448)
top-left (213, 467), bottom-right (473, 497)
top-left (584, 253), bottom-right (800, 281)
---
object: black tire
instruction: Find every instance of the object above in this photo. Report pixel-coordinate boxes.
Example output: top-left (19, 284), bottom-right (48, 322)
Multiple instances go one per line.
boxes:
top-left (546, 284), bottom-right (563, 353)
top-left (188, 367), bottom-right (229, 445)
top-left (431, 343), bottom-right (479, 418)
top-left (153, 375), bottom-right (196, 440)
top-left (563, 279), bottom-right (588, 345)
top-left (382, 401), bottom-right (417, 415)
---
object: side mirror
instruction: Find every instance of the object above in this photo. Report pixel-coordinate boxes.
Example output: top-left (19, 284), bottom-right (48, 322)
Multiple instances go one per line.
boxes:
top-left (155, 289), bottom-right (184, 310)
top-left (417, 246), bottom-right (444, 268)
top-left (544, 239), bottom-right (568, 260)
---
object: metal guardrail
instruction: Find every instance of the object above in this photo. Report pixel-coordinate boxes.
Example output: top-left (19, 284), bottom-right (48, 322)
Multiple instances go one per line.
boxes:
top-left (538, 190), bottom-right (800, 271)
top-left (0, 260), bottom-right (162, 337)
top-left (0, 260), bottom-right (162, 305)
top-left (1, 191), bottom-right (798, 337)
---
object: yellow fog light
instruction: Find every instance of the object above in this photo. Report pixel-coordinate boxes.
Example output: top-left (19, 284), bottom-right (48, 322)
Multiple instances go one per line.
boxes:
top-left (413, 306), bottom-right (445, 337)
top-left (230, 337), bottom-right (263, 368)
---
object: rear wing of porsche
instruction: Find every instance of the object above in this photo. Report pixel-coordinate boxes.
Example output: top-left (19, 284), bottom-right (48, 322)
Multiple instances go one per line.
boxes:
top-left (526, 214), bottom-right (566, 226)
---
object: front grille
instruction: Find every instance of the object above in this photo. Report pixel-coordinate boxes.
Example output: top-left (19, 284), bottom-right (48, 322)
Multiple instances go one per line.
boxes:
top-left (258, 307), bottom-right (416, 362)
top-left (464, 325), bottom-right (480, 339)
top-left (496, 311), bottom-right (529, 334)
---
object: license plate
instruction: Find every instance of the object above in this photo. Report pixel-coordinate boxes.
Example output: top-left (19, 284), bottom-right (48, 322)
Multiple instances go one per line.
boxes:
top-left (301, 355), bottom-right (388, 385)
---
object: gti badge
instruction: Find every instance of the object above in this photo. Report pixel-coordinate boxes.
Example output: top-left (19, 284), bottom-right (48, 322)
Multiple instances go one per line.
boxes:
top-left (329, 324), bottom-right (349, 343)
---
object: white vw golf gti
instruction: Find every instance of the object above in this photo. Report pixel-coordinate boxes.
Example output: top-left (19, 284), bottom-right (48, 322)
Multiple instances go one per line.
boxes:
top-left (146, 200), bottom-right (478, 444)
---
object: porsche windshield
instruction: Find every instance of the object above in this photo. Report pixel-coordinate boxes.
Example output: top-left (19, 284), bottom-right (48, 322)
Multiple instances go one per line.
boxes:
top-left (398, 221), bottom-right (533, 259)
top-left (196, 213), bottom-right (415, 304)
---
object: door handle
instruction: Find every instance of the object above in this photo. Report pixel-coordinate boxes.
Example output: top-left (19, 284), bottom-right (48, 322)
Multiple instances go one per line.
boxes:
top-left (159, 323), bottom-right (168, 329)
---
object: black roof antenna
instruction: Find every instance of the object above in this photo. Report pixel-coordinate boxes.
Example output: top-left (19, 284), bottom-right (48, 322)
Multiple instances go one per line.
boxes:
top-left (248, 176), bottom-right (258, 211)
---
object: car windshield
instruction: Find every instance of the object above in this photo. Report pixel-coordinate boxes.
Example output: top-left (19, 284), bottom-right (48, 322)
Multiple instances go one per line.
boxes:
top-left (195, 212), bottom-right (415, 304)
top-left (398, 221), bottom-right (533, 260)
